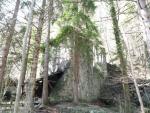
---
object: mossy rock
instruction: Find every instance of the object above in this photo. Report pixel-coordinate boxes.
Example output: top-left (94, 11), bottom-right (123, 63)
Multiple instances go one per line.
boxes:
top-left (50, 69), bottom-right (73, 103)
top-left (50, 63), bottom-right (106, 103)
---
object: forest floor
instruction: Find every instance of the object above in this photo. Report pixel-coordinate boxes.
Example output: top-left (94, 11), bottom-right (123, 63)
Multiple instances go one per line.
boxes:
top-left (0, 102), bottom-right (114, 113)
top-left (34, 102), bottom-right (118, 113)
top-left (35, 106), bottom-right (58, 113)
top-left (1, 64), bottom-right (150, 113)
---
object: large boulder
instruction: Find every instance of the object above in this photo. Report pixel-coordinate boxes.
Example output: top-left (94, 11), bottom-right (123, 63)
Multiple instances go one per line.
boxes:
top-left (50, 62), bottom-right (106, 102)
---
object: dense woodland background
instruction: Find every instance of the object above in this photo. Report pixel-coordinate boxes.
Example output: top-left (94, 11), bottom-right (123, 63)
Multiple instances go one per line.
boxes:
top-left (0, 0), bottom-right (150, 113)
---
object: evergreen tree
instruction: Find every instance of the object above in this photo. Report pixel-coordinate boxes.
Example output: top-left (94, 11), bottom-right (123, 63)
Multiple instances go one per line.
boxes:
top-left (27, 0), bottom-right (46, 111)
top-left (53, 0), bottom-right (102, 102)
top-left (42, 0), bottom-right (53, 105)
top-left (0, 0), bottom-right (20, 93)
top-left (13, 0), bottom-right (35, 112)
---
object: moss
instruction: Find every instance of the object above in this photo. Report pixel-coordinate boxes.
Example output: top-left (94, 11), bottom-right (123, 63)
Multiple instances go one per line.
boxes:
top-left (109, 0), bottom-right (127, 76)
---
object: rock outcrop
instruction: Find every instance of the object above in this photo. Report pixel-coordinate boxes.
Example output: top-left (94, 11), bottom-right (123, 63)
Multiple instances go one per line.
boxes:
top-left (99, 63), bottom-right (150, 107)
top-left (50, 62), bottom-right (106, 102)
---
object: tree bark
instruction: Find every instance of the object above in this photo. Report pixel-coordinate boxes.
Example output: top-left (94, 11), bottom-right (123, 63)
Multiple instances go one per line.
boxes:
top-left (13, 0), bottom-right (35, 113)
top-left (109, 0), bottom-right (127, 76)
top-left (108, 0), bottom-right (131, 112)
top-left (42, 0), bottom-right (53, 106)
top-left (71, 0), bottom-right (80, 104)
top-left (0, 0), bottom-right (20, 92)
top-left (27, 0), bottom-right (46, 111)
top-left (73, 42), bottom-right (80, 104)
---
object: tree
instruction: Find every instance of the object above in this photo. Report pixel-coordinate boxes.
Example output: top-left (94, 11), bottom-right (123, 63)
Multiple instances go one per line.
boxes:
top-left (0, 0), bottom-right (20, 92)
top-left (26, 0), bottom-right (46, 111)
top-left (109, 0), bottom-right (127, 77)
top-left (72, 0), bottom-right (80, 104)
top-left (53, 0), bottom-right (101, 103)
top-left (13, 0), bottom-right (35, 113)
top-left (122, 29), bottom-right (145, 113)
top-left (108, 0), bottom-right (131, 112)
top-left (42, 0), bottom-right (53, 105)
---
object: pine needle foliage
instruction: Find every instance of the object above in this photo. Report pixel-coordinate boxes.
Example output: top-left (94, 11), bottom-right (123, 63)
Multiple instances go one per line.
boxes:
top-left (80, 0), bottom-right (96, 13)
top-left (52, 0), bottom-right (102, 58)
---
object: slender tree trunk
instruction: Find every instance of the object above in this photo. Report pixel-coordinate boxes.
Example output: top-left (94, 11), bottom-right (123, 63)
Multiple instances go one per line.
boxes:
top-left (73, 42), bottom-right (80, 103)
top-left (132, 78), bottom-right (145, 113)
top-left (13, 0), bottom-right (35, 113)
top-left (27, 0), bottom-right (46, 111)
top-left (42, 0), bottom-right (53, 106)
top-left (137, 0), bottom-right (150, 66)
top-left (0, 0), bottom-right (20, 92)
top-left (72, 0), bottom-right (80, 104)
top-left (123, 28), bottom-right (145, 113)
top-left (108, 0), bottom-right (131, 112)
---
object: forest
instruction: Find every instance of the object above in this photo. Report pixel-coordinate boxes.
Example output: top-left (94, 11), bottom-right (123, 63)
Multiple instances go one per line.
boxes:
top-left (0, 0), bottom-right (150, 113)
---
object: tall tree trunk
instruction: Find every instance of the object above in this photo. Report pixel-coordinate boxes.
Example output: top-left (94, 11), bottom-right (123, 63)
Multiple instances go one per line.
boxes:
top-left (72, 0), bottom-right (80, 104)
top-left (27, 0), bottom-right (46, 111)
top-left (73, 39), bottom-right (80, 103)
top-left (0, 0), bottom-right (20, 92)
top-left (13, 0), bottom-right (35, 113)
top-left (137, 0), bottom-right (150, 66)
top-left (109, 1), bottom-right (127, 76)
top-left (42, 0), bottom-right (53, 106)
top-left (108, 0), bottom-right (131, 112)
